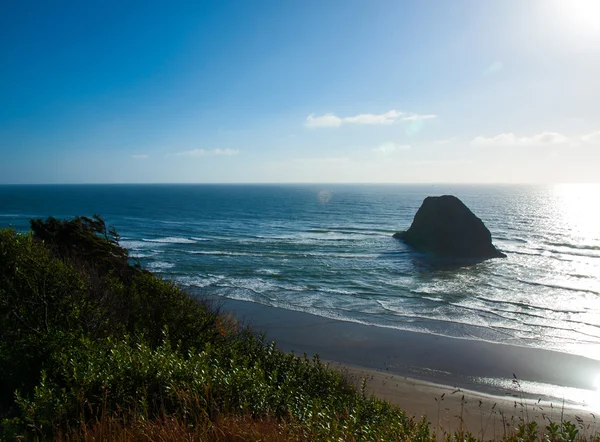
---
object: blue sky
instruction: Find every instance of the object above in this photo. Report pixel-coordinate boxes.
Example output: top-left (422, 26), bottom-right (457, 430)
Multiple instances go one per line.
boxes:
top-left (1, 0), bottom-right (599, 183)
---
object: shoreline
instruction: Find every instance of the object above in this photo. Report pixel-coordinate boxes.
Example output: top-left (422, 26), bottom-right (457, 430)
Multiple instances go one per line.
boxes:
top-left (337, 363), bottom-right (599, 436)
top-left (214, 297), bottom-right (600, 416)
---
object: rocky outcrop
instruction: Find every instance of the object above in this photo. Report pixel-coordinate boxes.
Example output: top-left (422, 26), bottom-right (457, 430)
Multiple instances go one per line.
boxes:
top-left (393, 195), bottom-right (506, 260)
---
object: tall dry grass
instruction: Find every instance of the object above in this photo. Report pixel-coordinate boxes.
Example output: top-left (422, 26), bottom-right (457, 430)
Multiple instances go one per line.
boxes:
top-left (58, 415), bottom-right (299, 442)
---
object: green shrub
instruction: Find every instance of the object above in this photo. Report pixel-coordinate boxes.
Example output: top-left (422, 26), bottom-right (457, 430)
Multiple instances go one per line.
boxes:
top-left (11, 216), bottom-right (595, 441)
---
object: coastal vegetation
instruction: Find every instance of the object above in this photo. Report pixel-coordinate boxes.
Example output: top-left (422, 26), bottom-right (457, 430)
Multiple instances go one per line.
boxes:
top-left (0, 216), bottom-right (597, 441)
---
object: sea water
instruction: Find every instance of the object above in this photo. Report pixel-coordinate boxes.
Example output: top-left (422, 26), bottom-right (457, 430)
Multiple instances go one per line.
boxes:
top-left (1, 183), bottom-right (599, 361)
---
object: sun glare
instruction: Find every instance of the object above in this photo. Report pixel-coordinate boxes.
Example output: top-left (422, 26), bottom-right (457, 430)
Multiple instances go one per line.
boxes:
top-left (553, 183), bottom-right (600, 242)
top-left (557, 0), bottom-right (600, 36)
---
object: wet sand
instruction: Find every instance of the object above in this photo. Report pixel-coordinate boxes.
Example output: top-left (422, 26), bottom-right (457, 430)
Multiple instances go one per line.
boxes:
top-left (339, 364), bottom-right (598, 436)
top-left (217, 297), bottom-right (600, 431)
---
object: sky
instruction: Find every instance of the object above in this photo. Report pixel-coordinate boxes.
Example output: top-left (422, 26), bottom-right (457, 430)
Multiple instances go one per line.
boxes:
top-left (1, 0), bottom-right (599, 184)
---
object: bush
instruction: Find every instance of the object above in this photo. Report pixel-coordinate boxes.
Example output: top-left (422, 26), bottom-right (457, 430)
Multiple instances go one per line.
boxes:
top-left (2, 217), bottom-right (597, 441)
top-left (18, 216), bottom-right (595, 441)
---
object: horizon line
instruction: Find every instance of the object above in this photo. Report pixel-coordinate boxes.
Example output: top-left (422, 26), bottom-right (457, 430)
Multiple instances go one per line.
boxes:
top-left (1, 182), bottom-right (598, 186)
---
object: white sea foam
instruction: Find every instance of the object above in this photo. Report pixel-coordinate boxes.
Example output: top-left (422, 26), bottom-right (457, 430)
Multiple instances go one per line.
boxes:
top-left (255, 268), bottom-right (281, 275)
top-left (129, 252), bottom-right (155, 258)
top-left (176, 274), bottom-right (225, 288)
top-left (143, 237), bottom-right (196, 244)
top-left (145, 261), bottom-right (175, 271)
top-left (6, 184), bottom-right (600, 363)
top-left (188, 250), bottom-right (255, 257)
top-left (119, 240), bottom-right (148, 250)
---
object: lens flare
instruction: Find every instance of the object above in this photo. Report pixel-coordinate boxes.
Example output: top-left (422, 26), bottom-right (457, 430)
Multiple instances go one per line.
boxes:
top-left (317, 190), bottom-right (332, 204)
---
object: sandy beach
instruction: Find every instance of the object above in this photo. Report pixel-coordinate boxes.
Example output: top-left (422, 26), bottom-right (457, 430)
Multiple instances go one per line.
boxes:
top-left (339, 364), bottom-right (598, 437)
top-left (217, 297), bottom-right (600, 436)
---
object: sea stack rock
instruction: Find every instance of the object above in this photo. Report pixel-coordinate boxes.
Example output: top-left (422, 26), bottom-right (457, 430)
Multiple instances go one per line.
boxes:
top-left (393, 195), bottom-right (506, 260)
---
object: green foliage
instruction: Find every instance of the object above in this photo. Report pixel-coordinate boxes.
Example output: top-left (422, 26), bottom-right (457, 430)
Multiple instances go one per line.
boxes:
top-left (1, 216), bottom-right (431, 441)
top-left (29, 215), bottom-right (132, 280)
top-left (1, 216), bottom-right (597, 441)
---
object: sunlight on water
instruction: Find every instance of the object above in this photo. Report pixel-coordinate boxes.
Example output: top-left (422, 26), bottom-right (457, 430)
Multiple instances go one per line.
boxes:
top-left (2, 184), bottom-right (600, 376)
top-left (476, 376), bottom-right (600, 413)
top-left (550, 184), bottom-right (600, 361)
top-left (553, 183), bottom-right (600, 241)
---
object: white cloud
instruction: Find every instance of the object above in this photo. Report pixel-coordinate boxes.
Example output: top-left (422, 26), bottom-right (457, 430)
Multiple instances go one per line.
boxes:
top-left (174, 148), bottom-right (240, 157)
top-left (401, 113), bottom-right (437, 121)
top-left (305, 110), bottom-right (436, 128)
top-left (581, 131), bottom-right (600, 142)
top-left (343, 110), bottom-right (402, 125)
top-left (213, 148), bottom-right (240, 156)
top-left (305, 114), bottom-right (342, 128)
top-left (471, 132), bottom-right (568, 147)
top-left (131, 154), bottom-right (149, 159)
top-left (432, 138), bottom-right (456, 145)
top-left (371, 142), bottom-right (411, 155)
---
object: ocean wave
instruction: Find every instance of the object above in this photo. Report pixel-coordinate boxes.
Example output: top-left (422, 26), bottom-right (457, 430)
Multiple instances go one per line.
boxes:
top-left (474, 295), bottom-right (588, 315)
top-left (119, 240), bottom-right (149, 250)
top-left (158, 220), bottom-right (189, 226)
top-left (523, 244), bottom-right (600, 259)
top-left (519, 320), bottom-right (600, 340)
top-left (202, 291), bottom-right (599, 358)
top-left (175, 274), bottom-right (225, 288)
top-left (0, 213), bottom-right (35, 218)
top-left (546, 241), bottom-right (600, 251)
top-left (495, 248), bottom-right (590, 263)
top-left (129, 252), bottom-right (156, 258)
top-left (184, 249), bottom-right (377, 260)
top-left (494, 235), bottom-right (528, 244)
top-left (329, 299), bottom-right (524, 338)
top-left (224, 277), bottom-right (307, 294)
top-left (516, 278), bottom-right (600, 296)
top-left (188, 250), bottom-right (255, 257)
top-left (392, 294), bottom-right (599, 336)
top-left (318, 287), bottom-right (358, 296)
top-left (255, 268), bottom-right (281, 276)
top-left (145, 261), bottom-right (175, 271)
top-left (307, 227), bottom-right (391, 237)
top-left (143, 237), bottom-right (196, 244)
top-left (252, 232), bottom-right (374, 243)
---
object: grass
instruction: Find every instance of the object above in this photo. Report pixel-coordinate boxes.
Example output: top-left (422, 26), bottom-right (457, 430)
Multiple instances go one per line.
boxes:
top-left (0, 215), bottom-right (598, 441)
top-left (58, 414), bottom-right (296, 442)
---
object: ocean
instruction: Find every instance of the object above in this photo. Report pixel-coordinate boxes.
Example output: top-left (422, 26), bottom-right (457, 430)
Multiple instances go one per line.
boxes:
top-left (1, 183), bottom-right (599, 362)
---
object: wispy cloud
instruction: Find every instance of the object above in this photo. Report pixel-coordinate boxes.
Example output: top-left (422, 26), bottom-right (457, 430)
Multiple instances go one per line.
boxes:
top-left (432, 138), bottom-right (456, 145)
top-left (174, 148), bottom-right (240, 157)
top-left (471, 132), bottom-right (568, 147)
top-left (305, 114), bottom-right (342, 128)
top-left (293, 156), bottom-right (351, 164)
top-left (343, 110), bottom-right (402, 125)
top-left (371, 142), bottom-right (411, 155)
top-left (581, 131), bottom-right (600, 142)
top-left (305, 110), bottom-right (436, 128)
top-left (131, 154), bottom-right (149, 159)
top-left (483, 61), bottom-right (503, 76)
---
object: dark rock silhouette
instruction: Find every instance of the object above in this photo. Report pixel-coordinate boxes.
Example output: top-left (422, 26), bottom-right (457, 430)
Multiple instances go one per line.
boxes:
top-left (393, 195), bottom-right (506, 260)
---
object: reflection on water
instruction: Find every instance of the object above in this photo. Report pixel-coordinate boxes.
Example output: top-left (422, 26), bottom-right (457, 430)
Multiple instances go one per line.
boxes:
top-left (1, 184), bottom-right (599, 361)
top-left (475, 375), bottom-right (600, 413)
top-left (553, 183), bottom-right (600, 243)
